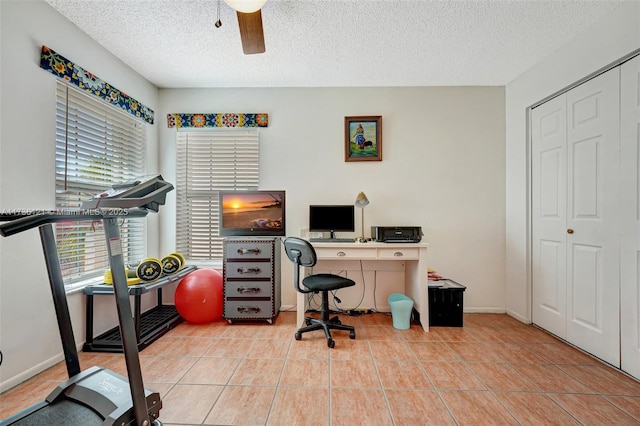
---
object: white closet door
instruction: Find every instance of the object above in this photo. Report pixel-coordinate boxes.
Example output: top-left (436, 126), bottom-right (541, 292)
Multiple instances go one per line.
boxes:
top-left (565, 68), bottom-right (620, 366)
top-left (531, 95), bottom-right (568, 339)
top-left (621, 54), bottom-right (640, 379)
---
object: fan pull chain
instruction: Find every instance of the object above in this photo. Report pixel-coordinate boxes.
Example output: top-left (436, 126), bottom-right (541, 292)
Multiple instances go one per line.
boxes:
top-left (215, 0), bottom-right (222, 27)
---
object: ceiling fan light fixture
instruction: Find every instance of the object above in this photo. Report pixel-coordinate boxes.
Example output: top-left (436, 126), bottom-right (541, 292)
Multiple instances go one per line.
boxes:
top-left (223, 0), bottom-right (267, 13)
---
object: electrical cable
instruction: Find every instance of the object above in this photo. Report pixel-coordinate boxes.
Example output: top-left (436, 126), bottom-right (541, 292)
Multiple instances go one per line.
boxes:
top-left (370, 269), bottom-right (392, 316)
top-left (372, 269), bottom-right (378, 311)
top-left (335, 261), bottom-right (369, 316)
top-left (332, 265), bottom-right (366, 314)
top-left (357, 260), bottom-right (366, 308)
top-left (306, 292), bottom-right (321, 312)
top-left (304, 265), bottom-right (370, 316)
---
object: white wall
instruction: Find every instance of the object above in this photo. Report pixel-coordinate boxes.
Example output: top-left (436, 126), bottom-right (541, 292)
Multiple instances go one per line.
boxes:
top-left (0, 1), bottom-right (159, 391)
top-left (158, 86), bottom-right (506, 312)
top-left (505, 2), bottom-right (640, 322)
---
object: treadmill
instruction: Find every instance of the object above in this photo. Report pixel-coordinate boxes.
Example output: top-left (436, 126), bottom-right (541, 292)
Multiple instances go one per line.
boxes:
top-left (0, 175), bottom-right (173, 426)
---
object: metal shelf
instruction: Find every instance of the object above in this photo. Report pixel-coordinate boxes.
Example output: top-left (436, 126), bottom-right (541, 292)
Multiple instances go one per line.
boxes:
top-left (83, 265), bottom-right (196, 352)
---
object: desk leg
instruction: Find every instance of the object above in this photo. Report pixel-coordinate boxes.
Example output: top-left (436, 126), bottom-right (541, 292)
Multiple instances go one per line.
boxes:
top-left (417, 248), bottom-right (429, 332)
top-left (296, 291), bottom-right (305, 327)
top-left (406, 250), bottom-right (429, 332)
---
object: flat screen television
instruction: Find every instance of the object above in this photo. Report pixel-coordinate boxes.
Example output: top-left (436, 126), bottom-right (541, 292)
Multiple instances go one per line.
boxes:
top-left (219, 190), bottom-right (286, 237)
top-left (309, 205), bottom-right (355, 238)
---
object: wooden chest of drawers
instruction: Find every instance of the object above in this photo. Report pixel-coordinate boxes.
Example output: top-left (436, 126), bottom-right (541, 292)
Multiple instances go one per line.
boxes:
top-left (223, 238), bottom-right (281, 324)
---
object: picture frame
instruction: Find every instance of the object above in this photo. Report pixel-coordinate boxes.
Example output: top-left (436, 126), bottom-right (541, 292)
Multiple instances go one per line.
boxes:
top-left (345, 115), bottom-right (382, 162)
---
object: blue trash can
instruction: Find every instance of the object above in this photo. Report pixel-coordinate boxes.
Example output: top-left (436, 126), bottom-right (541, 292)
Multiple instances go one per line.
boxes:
top-left (388, 293), bottom-right (414, 330)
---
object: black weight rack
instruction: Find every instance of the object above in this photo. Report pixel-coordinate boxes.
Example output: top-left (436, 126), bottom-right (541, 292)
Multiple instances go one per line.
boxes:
top-left (83, 265), bottom-right (196, 353)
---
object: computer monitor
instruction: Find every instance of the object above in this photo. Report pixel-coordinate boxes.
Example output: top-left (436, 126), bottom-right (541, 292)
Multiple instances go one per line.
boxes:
top-left (309, 205), bottom-right (355, 239)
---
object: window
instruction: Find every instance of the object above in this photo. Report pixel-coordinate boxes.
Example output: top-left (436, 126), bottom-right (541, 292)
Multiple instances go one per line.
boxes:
top-left (175, 129), bottom-right (259, 260)
top-left (55, 82), bottom-right (146, 287)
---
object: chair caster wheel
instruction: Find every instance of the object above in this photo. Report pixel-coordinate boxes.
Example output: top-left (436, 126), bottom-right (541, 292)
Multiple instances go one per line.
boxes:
top-left (327, 339), bottom-right (335, 348)
top-left (294, 332), bottom-right (302, 340)
top-left (349, 331), bottom-right (356, 339)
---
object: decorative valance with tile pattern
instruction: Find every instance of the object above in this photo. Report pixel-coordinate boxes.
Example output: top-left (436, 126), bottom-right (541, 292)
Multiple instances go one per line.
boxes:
top-left (167, 113), bottom-right (268, 128)
top-left (40, 46), bottom-right (154, 124)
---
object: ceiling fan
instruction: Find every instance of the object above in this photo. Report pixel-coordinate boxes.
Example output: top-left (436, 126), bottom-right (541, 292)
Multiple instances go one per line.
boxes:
top-left (222, 0), bottom-right (267, 55)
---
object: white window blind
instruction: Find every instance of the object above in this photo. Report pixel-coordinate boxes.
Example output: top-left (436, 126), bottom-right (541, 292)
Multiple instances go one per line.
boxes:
top-left (176, 129), bottom-right (259, 260)
top-left (55, 82), bottom-right (146, 286)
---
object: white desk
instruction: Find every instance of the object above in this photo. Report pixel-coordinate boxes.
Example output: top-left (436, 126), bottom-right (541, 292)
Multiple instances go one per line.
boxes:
top-left (299, 241), bottom-right (430, 332)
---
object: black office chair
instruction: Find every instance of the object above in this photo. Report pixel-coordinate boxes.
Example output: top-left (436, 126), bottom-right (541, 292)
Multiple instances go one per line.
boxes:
top-left (283, 237), bottom-right (356, 348)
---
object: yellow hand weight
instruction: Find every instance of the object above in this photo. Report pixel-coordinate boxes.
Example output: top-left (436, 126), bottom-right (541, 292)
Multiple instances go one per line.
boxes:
top-left (168, 252), bottom-right (185, 269)
top-left (136, 258), bottom-right (163, 282)
top-left (103, 268), bottom-right (142, 286)
top-left (161, 254), bottom-right (181, 275)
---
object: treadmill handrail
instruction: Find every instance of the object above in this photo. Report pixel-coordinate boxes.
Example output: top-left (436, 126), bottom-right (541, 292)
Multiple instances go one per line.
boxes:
top-left (91, 180), bottom-right (174, 211)
top-left (0, 208), bottom-right (148, 237)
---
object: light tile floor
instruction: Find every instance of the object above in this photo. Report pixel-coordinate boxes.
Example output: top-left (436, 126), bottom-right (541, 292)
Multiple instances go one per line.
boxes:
top-left (2, 312), bottom-right (640, 425)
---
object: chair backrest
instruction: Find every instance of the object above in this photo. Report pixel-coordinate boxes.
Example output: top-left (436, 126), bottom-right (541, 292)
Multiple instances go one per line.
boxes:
top-left (283, 237), bottom-right (317, 268)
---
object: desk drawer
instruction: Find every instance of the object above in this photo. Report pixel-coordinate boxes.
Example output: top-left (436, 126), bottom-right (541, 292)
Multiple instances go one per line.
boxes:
top-left (225, 281), bottom-right (273, 297)
top-left (314, 247), bottom-right (378, 260)
top-left (225, 241), bottom-right (273, 260)
top-left (378, 248), bottom-right (419, 260)
top-left (225, 261), bottom-right (272, 279)
top-left (224, 299), bottom-right (274, 319)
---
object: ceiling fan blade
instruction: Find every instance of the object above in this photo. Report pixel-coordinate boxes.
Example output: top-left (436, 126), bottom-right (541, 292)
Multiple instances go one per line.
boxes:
top-left (237, 10), bottom-right (265, 54)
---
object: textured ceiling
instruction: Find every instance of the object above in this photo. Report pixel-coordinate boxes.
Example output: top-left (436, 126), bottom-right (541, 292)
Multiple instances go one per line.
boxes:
top-left (43, 0), bottom-right (624, 88)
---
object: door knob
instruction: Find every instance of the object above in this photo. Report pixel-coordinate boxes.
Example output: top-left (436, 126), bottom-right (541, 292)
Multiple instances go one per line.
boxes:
top-left (567, 229), bottom-right (574, 234)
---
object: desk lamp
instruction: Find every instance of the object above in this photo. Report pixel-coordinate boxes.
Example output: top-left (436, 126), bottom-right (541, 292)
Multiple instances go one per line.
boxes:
top-left (354, 191), bottom-right (370, 243)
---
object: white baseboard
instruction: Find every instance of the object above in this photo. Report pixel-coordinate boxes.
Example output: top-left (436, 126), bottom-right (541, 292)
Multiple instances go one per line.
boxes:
top-left (1, 353), bottom-right (64, 393)
top-left (279, 304), bottom-right (296, 312)
top-left (281, 305), bottom-right (513, 316)
top-left (463, 307), bottom-right (506, 314)
top-left (463, 307), bottom-right (531, 326)
top-left (0, 343), bottom-right (85, 394)
top-left (505, 309), bottom-right (531, 324)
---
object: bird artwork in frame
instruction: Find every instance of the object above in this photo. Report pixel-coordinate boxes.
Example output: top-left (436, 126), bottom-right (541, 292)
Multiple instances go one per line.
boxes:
top-left (345, 116), bottom-right (382, 162)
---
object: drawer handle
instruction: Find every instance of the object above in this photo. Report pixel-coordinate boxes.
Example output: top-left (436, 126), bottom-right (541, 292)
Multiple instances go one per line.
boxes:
top-left (394, 252), bottom-right (404, 257)
top-left (237, 286), bottom-right (261, 294)
top-left (237, 267), bottom-right (261, 274)
top-left (237, 306), bottom-right (260, 313)
top-left (238, 247), bottom-right (261, 255)
top-left (336, 251), bottom-right (346, 257)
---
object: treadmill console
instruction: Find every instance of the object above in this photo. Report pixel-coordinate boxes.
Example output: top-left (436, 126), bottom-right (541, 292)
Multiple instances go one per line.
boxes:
top-left (81, 174), bottom-right (174, 212)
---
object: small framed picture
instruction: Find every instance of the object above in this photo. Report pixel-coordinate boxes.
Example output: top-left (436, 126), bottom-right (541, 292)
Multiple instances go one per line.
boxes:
top-left (345, 116), bottom-right (382, 162)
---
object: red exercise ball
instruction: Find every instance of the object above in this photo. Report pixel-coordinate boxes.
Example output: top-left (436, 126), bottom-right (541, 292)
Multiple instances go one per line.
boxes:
top-left (175, 268), bottom-right (223, 324)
